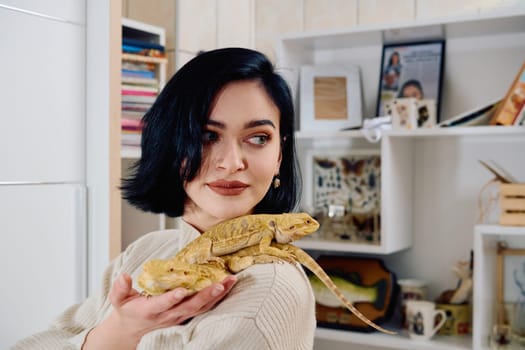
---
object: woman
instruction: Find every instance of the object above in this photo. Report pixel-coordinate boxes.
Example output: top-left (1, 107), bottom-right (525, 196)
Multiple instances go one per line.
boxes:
top-left (12, 48), bottom-right (316, 349)
top-left (382, 51), bottom-right (402, 90)
top-left (397, 79), bottom-right (424, 100)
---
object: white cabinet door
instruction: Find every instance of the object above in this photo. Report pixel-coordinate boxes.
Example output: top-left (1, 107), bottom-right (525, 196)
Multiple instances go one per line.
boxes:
top-left (0, 7), bottom-right (85, 183)
top-left (0, 184), bottom-right (87, 348)
top-left (0, 0), bottom-right (85, 24)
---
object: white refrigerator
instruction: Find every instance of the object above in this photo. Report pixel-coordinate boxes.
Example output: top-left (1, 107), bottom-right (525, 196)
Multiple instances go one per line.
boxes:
top-left (0, 2), bottom-right (87, 347)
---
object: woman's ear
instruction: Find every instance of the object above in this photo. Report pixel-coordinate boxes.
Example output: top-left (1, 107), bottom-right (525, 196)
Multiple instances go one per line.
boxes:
top-left (275, 150), bottom-right (282, 174)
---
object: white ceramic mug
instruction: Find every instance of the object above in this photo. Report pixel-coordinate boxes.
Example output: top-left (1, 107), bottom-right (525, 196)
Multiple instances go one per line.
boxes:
top-left (406, 300), bottom-right (446, 341)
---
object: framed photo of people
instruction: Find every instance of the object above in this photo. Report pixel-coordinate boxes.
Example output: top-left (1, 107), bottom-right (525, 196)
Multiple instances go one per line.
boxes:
top-left (376, 40), bottom-right (445, 121)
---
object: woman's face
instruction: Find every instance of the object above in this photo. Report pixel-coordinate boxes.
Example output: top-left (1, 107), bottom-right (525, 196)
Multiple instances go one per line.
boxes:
top-left (391, 53), bottom-right (399, 64)
top-left (401, 84), bottom-right (423, 99)
top-left (183, 80), bottom-right (282, 231)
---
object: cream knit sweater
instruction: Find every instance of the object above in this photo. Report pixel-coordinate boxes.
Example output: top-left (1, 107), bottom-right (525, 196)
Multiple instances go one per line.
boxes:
top-left (12, 218), bottom-right (316, 350)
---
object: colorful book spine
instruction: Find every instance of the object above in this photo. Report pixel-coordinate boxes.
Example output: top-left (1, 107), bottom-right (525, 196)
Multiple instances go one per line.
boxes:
top-left (121, 84), bottom-right (158, 93)
top-left (123, 38), bottom-right (165, 52)
top-left (122, 69), bottom-right (155, 79)
top-left (122, 90), bottom-right (157, 96)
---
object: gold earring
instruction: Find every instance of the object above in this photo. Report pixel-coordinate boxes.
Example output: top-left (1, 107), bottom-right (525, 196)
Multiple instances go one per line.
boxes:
top-left (273, 176), bottom-right (281, 189)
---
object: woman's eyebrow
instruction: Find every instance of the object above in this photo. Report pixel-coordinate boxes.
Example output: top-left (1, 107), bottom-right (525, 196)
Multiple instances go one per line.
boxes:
top-left (206, 120), bottom-right (225, 129)
top-left (244, 119), bottom-right (276, 129)
top-left (206, 119), bottom-right (276, 129)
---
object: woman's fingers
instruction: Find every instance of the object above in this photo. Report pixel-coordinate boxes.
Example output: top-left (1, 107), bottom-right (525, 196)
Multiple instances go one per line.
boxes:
top-left (157, 275), bottom-right (237, 323)
top-left (148, 288), bottom-right (188, 314)
top-left (109, 273), bottom-right (134, 307)
top-left (108, 273), bottom-right (237, 329)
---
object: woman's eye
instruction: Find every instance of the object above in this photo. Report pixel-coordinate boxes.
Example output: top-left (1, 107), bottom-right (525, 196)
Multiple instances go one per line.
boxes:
top-left (202, 130), bottom-right (219, 143)
top-left (248, 134), bottom-right (269, 145)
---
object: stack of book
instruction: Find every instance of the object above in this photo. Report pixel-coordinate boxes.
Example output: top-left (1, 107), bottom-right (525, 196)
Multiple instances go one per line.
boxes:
top-left (121, 37), bottom-right (166, 146)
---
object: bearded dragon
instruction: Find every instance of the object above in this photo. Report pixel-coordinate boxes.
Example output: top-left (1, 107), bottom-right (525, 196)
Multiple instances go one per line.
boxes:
top-left (138, 213), bottom-right (319, 293)
top-left (139, 240), bottom-right (396, 334)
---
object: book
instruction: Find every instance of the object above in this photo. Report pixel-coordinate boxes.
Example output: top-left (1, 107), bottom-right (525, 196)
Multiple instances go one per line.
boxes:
top-left (121, 132), bottom-right (141, 146)
top-left (122, 102), bottom-right (152, 112)
top-left (122, 111), bottom-right (145, 120)
top-left (122, 90), bottom-right (157, 97)
top-left (123, 38), bottom-right (165, 52)
top-left (121, 84), bottom-right (158, 93)
top-left (121, 76), bottom-right (159, 86)
top-left (438, 99), bottom-right (501, 127)
top-left (121, 118), bottom-right (143, 132)
top-left (122, 94), bottom-right (157, 104)
top-left (122, 69), bottom-right (155, 79)
top-left (514, 102), bottom-right (525, 125)
top-left (490, 61), bottom-right (525, 125)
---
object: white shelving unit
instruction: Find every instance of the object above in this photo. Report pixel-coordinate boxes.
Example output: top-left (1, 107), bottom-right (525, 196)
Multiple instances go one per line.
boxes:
top-left (278, 11), bottom-right (525, 350)
top-left (120, 18), bottom-right (169, 249)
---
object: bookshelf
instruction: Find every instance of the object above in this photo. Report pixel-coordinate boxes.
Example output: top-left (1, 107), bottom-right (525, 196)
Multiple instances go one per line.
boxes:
top-left (277, 11), bottom-right (525, 350)
top-left (121, 17), bottom-right (167, 150)
top-left (120, 18), bottom-right (169, 249)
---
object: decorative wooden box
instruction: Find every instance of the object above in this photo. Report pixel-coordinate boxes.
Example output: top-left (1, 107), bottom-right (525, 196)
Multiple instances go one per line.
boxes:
top-left (500, 183), bottom-right (525, 226)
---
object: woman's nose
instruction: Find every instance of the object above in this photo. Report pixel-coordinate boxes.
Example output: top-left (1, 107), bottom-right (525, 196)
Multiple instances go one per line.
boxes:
top-left (215, 141), bottom-right (246, 172)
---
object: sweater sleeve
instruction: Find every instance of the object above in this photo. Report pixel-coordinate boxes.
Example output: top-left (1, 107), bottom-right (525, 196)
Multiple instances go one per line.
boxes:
top-left (180, 263), bottom-right (316, 350)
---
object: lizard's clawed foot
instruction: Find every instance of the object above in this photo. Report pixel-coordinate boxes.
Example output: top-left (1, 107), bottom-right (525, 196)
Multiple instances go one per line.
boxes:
top-left (140, 290), bottom-right (153, 298)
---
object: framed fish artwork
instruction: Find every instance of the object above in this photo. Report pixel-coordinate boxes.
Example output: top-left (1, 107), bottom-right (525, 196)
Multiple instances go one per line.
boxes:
top-left (303, 149), bottom-right (381, 243)
top-left (311, 255), bottom-right (398, 332)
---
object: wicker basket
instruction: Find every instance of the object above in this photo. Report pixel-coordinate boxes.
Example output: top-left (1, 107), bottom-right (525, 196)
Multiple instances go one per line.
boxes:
top-left (499, 183), bottom-right (525, 226)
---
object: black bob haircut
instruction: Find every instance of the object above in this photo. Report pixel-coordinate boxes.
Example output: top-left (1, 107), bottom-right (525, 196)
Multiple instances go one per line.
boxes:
top-left (121, 47), bottom-right (301, 217)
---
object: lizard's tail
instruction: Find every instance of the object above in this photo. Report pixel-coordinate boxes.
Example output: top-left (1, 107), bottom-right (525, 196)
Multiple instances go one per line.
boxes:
top-left (285, 244), bottom-right (397, 335)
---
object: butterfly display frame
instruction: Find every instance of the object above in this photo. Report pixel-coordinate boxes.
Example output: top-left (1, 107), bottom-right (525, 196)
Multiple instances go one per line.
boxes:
top-left (303, 149), bottom-right (381, 243)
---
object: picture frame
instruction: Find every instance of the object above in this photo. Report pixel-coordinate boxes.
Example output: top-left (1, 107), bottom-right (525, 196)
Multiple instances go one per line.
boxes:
top-left (497, 241), bottom-right (525, 305)
top-left (376, 40), bottom-right (445, 122)
top-left (496, 241), bottom-right (525, 350)
top-left (303, 148), bottom-right (381, 243)
top-left (299, 64), bottom-right (363, 132)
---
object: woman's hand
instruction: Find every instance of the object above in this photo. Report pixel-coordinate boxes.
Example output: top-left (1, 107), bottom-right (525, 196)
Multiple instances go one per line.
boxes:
top-left (82, 273), bottom-right (237, 350)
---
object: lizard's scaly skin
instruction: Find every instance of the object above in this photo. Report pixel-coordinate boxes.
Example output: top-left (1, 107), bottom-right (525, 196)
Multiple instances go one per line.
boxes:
top-left (173, 212), bottom-right (319, 264)
top-left (138, 213), bottom-right (319, 294)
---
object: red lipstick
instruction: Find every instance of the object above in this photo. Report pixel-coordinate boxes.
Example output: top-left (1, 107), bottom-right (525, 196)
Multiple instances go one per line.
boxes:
top-left (207, 180), bottom-right (248, 196)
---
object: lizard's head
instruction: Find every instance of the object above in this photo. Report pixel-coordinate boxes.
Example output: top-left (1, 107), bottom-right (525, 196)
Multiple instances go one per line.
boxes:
top-left (138, 260), bottom-right (201, 296)
top-left (273, 212), bottom-right (319, 243)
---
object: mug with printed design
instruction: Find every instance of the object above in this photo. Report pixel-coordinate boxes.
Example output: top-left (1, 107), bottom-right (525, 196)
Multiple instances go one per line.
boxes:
top-left (406, 300), bottom-right (446, 341)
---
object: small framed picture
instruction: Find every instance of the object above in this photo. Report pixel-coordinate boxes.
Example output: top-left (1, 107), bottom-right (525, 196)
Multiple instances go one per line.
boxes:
top-left (299, 64), bottom-right (363, 132)
top-left (376, 40), bottom-right (445, 121)
top-left (497, 241), bottom-right (525, 304)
